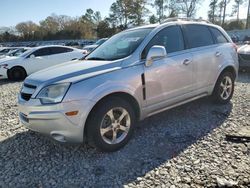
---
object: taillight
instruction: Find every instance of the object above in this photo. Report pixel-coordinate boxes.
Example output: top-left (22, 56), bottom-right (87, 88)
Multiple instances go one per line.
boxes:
top-left (232, 43), bottom-right (238, 52)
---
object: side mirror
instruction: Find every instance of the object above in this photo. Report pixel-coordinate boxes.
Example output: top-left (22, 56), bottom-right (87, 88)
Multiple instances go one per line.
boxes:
top-left (29, 54), bottom-right (35, 58)
top-left (145, 45), bottom-right (167, 67)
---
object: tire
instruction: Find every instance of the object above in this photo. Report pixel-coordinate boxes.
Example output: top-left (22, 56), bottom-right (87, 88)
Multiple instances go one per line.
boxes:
top-left (86, 96), bottom-right (136, 152)
top-left (212, 71), bottom-right (235, 104)
top-left (8, 67), bottom-right (27, 81)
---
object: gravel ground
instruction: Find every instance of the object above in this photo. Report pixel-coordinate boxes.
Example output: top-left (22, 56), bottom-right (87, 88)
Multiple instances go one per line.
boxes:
top-left (0, 73), bottom-right (249, 188)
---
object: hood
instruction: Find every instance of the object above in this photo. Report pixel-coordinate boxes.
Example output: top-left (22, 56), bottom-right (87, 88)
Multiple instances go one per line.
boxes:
top-left (26, 59), bottom-right (123, 86)
top-left (238, 44), bottom-right (250, 54)
top-left (0, 56), bottom-right (19, 64)
top-left (83, 44), bottom-right (98, 49)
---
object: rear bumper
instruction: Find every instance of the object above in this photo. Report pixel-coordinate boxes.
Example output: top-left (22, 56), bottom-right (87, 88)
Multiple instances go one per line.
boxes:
top-left (238, 54), bottom-right (250, 68)
top-left (18, 95), bottom-right (95, 143)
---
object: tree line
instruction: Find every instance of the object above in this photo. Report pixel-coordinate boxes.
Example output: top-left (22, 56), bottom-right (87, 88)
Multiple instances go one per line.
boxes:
top-left (0, 0), bottom-right (250, 43)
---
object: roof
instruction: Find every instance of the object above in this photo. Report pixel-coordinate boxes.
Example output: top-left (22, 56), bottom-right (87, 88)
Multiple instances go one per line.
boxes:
top-left (125, 17), bottom-right (214, 32)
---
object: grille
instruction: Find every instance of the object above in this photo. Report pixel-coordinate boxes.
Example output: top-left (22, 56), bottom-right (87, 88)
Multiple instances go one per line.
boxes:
top-left (20, 83), bottom-right (37, 101)
top-left (239, 54), bottom-right (250, 61)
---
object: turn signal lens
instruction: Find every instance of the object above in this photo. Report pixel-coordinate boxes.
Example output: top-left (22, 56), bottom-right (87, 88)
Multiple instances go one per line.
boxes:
top-left (65, 111), bottom-right (79, 116)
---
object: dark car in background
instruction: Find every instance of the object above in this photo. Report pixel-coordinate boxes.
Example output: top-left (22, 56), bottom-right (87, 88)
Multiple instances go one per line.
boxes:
top-left (238, 42), bottom-right (250, 70)
top-left (82, 38), bottom-right (108, 55)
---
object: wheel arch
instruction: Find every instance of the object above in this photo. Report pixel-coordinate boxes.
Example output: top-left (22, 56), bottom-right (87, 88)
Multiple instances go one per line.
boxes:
top-left (7, 65), bottom-right (27, 79)
top-left (220, 66), bottom-right (237, 79)
top-left (83, 92), bottom-right (141, 139)
top-left (212, 65), bottom-right (237, 94)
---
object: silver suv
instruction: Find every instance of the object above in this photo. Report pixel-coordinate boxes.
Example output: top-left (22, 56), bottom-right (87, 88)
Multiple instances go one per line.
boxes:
top-left (18, 19), bottom-right (238, 152)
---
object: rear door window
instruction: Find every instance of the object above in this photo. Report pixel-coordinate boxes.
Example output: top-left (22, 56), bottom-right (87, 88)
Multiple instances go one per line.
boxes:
top-left (50, 47), bottom-right (73, 55)
top-left (209, 27), bottom-right (228, 44)
top-left (183, 25), bottom-right (214, 48)
top-left (142, 26), bottom-right (185, 59)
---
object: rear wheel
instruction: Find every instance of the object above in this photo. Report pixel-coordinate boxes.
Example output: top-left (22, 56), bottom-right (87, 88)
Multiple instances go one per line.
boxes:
top-left (212, 71), bottom-right (235, 104)
top-left (8, 67), bottom-right (27, 81)
top-left (86, 96), bottom-right (135, 152)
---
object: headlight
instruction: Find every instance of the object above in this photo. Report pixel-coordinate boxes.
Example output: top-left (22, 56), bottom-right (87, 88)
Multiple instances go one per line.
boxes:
top-left (36, 83), bottom-right (71, 104)
top-left (0, 64), bottom-right (8, 69)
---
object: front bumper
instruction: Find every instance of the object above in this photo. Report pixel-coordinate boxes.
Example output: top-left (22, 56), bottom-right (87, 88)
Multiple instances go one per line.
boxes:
top-left (0, 68), bottom-right (8, 79)
top-left (238, 53), bottom-right (250, 68)
top-left (18, 95), bottom-right (95, 143)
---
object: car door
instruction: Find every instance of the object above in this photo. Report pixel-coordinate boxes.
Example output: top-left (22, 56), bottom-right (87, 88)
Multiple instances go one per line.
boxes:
top-left (48, 47), bottom-right (76, 65)
top-left (143, 25), bottom-right (194, 112)
top-left (182, 24), bottom-right (217, 91)
top-left (24, 47), bottom-right (53, 74)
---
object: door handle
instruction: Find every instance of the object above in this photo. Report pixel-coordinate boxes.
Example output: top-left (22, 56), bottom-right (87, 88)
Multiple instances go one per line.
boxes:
top-left (183, 59), bottom-right (192, 65)
top-left (215, 52), bottom-right (222, 57)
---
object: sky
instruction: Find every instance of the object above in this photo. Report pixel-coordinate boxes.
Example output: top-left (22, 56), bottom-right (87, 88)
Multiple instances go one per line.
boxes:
top-left (0, 0), bottom-right (248, 27)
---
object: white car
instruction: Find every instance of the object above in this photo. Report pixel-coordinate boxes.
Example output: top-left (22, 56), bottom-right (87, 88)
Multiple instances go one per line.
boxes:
top-left (0, 45), bottom-right (84, 80)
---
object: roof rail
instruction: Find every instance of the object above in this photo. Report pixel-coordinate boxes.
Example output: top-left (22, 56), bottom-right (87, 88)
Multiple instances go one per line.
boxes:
top-left (160, 17), bottom-right (211, 24)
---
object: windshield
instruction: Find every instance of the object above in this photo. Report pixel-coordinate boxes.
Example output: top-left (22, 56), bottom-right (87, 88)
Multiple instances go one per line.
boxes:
top-left (20, 48), bottom-right (34, 57)
top-left (86, 28), bottom-right (153, 61)
top-left (95, 38), bottom-right (107, 45)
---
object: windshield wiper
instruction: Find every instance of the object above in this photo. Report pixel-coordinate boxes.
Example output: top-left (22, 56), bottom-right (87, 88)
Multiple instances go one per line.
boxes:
top-left (86, 57), bottom-right (107, 61)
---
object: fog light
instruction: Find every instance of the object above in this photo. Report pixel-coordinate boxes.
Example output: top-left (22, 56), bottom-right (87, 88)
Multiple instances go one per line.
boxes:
top-left (51, 133), bottom-right (66, 142)
top-left (65, 111), bottom-right (78, 116)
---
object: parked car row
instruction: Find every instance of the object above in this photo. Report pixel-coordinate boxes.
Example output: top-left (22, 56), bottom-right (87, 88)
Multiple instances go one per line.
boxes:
top-left (0, 45), bottom-right (85, 80)
top-left (18, 18), bottom-right (239, 152)
top-left (0, 38), bottom-right (107, 49)
top-left (0, 47), bottom-right (30, 59)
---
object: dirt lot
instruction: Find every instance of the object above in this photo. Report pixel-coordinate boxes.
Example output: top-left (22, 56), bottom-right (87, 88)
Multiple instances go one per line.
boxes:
top-left (0, 72), bottom-right (249, 188)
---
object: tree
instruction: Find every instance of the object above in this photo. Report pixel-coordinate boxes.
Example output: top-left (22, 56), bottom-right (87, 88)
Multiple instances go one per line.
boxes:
top-left (130, 0), bottom-right (149, 26)
top-left (231, 0), bottom-right (244, 21)
top-left (208, 0), bottom-right (218, 23)
top-left (109, 0), bottom-right (133, 29)
top-left (151, 0), bottom-right (179, 22)
top-left (221, 0), bottom-right (230, 26)
top-left (152, 0), bottom-right (167, 22)
top-left (149, 14), bottom-right (158, 23)
top-left (178, 0), bottom-right (201, 18)
top-left (96, 19), bottom-right (117, 38)
top-left (167, 0), bottom-right (179, 17)
top-left (82, 9), bottom-right (102, 25)
top-left (16, 21), bottom-right (38, 41)
top-left (0, 31), bottom-right (19, 42)
top-left (246, 0), bottom-right (250, 28)
top-left (223, 20), bottom-right (245, 30)
top-left (218, 1), bottom-right (224, 24)
top-left (81, 9), bottom-right (103, 38)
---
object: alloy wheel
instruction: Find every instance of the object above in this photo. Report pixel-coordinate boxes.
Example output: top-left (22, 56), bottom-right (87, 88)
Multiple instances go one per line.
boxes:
top-left (220, 76), bottom-right (233, 100)
top-left (100, 107), bottom-right (131, 145)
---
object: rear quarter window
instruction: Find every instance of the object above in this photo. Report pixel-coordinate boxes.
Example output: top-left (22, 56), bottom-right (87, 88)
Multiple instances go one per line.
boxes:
top-left (33, 48), bottom-right (51, 57)
top-left (183, 25), bottom-right (214, 49)
top-left (209, 27), bottom-right (229, 44)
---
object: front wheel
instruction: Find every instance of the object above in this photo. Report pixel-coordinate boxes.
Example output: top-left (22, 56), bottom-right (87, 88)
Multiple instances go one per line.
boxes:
top-left (8, 67), bottom-right (27, 81)
top-left (212, 71), bottom-right (235, 104)
top-left (86, 96), bottom-right (136, 152)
